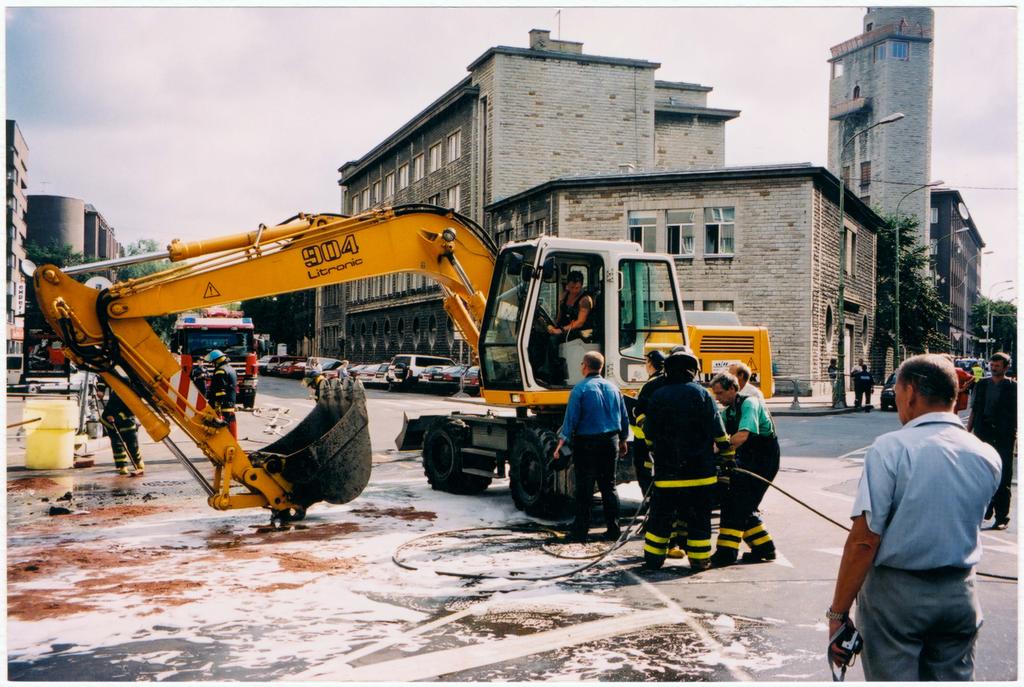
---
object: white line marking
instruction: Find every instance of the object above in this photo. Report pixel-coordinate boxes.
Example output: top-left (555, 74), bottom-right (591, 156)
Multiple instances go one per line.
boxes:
top-left (623, 566), bottom-right (753, 682)
top-left (816, 490), bottom-right (855, 503)
top-left (772, 550), bottom-right (795, 568)
top-left (814, 547), bottom-right (846, 557)
top-left (837, 445), bottom-right (871, 460)
top-left (308, 608), bottom-right (681, 681)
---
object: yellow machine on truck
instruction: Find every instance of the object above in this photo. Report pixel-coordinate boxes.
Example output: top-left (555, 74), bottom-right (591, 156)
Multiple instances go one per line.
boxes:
top-left (33, 204), bottom-right (771, 519)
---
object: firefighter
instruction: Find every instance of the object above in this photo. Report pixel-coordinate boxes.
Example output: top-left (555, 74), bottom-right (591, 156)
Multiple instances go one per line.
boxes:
top-left (628, 349), bottom-right (667, 496)
top-left (101, 390), bottom-right (143, 476)
top-left (303, 366), bottom-right (327, 402)
top-left (709, 371), bottom-right (780, 566)
top-left (642, 347), bottom-right (731, 571)
top-left (206, 349), bottom-right (238, 438)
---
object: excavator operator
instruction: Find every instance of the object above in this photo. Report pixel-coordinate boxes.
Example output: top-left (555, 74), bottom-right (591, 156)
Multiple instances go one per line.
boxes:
top-left (206, 349), bottom-right (238, 438)
top-left (542, 271), bottom-right (595, 385)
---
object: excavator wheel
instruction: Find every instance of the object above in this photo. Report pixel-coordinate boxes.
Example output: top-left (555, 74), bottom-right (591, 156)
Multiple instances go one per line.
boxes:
top-left (509, 426), bottom-right (567, 517)
top-left (422, 417), bottom-right (491, 495)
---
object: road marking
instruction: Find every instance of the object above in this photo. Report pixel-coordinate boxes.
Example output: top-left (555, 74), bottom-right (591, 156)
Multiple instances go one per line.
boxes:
top-left (816, 490), bottom-right (855, 503)
top-left (307, 608), bottom-right (681, 681)
top-left (814, 547), bottom-right (845, 557)
top-left (772, 550), bottom-right (795, 568)
top-left (623, 566), bottom-right (753, 681)
top-left (837, 445), bottom-right (871, 460)
top-left (982, 543), bottom-right (1017, 556)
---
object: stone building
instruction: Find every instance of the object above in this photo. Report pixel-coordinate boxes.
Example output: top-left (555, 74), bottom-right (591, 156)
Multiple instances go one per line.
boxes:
top-left (6, 120), bottom-right (28, 355)
top-left (486, 164), bottom-right (884, 391)
top-left (827, 7), bottom-right (934, 242)
top-left (931, 189), bottom-right (985, 355)
top-left (84, 204), bottom-right (121, 260)
top-left (326, 29), bottom-right (739, 363)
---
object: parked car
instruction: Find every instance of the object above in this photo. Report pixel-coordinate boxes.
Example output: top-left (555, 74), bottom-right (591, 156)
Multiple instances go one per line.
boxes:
top-left (266, 356), bottom-right (303, 376)
top-left (258, 354), bottom-right (291, 375)
top-left (422, 364), bottom-right (471, 394)
top-left (880, 372), bottom-right (897, 411)
top-left (462, 365), bottom-right (481, 395)
top-left (349, 363), bottom-right (375, 382)
top-left (417, 364), bottom-right (448, 388)
top-left (370, 363), bottom-right (392, 388)
top-left (387, 354), bottom-right (456, 390)
top-left (277, 361), bottom-right (308, 379)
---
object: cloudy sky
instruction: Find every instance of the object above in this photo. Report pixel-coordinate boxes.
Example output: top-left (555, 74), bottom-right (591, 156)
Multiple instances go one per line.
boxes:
top-left (6, 5), bottom-right (1018, 293)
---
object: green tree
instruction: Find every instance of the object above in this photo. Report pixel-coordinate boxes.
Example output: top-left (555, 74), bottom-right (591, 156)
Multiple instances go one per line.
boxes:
top-left (971, 297), bottom-right (1017, 360)
top-left (116, 239), bottom-right (177, 342)
top-left (23, 241), bottom-right (98, 340)
top-left (872, 214), bottom-right (949, 364)
top-left (241, 290), bottom-right (316, 354)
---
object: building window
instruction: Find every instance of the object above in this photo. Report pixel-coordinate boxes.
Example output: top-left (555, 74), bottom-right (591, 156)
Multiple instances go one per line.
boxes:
top-left (428, 193), bottom-right (442, 206)
top-left (852, 85), bottom-right (860, 98)
top-left (351, 195), bottom-right (361, 214)
top-left (703, 300), bottom-right (734, 312)
top-left (398, 163), bottom-right (409, 190)
top-left (874, 43), bottom-right (886, 61)
top-left (428, 143), bottom-right (442, 173)
top-left (845, 230), bottom-right (857, 276)
top-left (628, 212), bottom-right (657, 252)
top-left (825, 305), bottom-right (834, 347)
top-left (535, 218), bottom-right (546, 235)
top-left (841, 166), bottom-right (851, 187)
top-left (427, 314), bottom-right (438, 347)
top-left (666, 210), bottom-right (695, 256)
top-left (859, 161), bottom-right (871, 188)
top-left (831, 61), bottom-right (844, 79)
top-left (361, 188), bottom-right (370, 209)
top-left (413, 154), bottom-right (425, 181)
top-left (372, 181), bottom-right (381, 205)
top-left (446, 131), bottom-right (461, 163)
top-left (384, 173), bottom-right (395, 198)
top-left (704, 207), bottom-right (735, 256)
top-left (890, 41), bottom-right (909, 60)
top-left (930, 207), bottom-right (939, 224)
top-left (446, 185), bottom-right (461, 211)
top-left (682, 300), bottom-right (695, 311)
top-left (865, 22), bottom-right (873, 31)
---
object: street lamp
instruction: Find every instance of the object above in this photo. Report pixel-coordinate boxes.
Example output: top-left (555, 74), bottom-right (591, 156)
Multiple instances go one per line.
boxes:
top-left (833, 111), bottom-right (905, 408)
top-left (958, 249), bottom-right (994, 356)
top-left (893, 179), bottom-right (943, 368)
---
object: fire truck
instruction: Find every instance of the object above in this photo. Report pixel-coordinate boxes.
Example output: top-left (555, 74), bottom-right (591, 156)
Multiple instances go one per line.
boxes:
top-left (172, 307), bottom-right (258, 409)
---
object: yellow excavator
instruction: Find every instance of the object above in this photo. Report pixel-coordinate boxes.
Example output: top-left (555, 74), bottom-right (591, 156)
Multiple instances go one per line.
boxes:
top-left (32, 204), bottom-right (771, 519)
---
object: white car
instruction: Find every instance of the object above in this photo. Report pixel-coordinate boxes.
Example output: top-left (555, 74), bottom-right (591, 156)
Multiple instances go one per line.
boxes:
top-left (387, 354), bottom-right (456, 390)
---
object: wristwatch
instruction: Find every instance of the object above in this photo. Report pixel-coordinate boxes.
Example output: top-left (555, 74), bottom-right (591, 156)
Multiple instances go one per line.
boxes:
top-left (825, 608), bottom-right (848, 621)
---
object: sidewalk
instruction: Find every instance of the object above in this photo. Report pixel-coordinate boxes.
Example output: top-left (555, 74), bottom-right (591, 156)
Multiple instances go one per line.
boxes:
top-left (766, 390), bottom-right (874, 417)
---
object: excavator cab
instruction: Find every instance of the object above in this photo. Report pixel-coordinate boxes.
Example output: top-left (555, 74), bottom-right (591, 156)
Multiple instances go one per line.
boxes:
top-left (478, 238), bottom-right (688, 406)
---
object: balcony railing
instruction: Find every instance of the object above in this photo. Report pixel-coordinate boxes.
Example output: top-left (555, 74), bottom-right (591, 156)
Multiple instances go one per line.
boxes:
top-left (830, 21), bottom-right (932, 59)
top-left (830, 96), bottom-right (872, 121)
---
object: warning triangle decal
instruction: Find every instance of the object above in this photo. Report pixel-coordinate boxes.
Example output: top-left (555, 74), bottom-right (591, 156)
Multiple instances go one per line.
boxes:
top-left (203, 282), bottom-right (221, 299)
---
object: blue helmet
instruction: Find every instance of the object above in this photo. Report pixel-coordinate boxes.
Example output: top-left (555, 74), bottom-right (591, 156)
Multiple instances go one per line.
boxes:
top-left (204, 349), bottom-right (227, 363)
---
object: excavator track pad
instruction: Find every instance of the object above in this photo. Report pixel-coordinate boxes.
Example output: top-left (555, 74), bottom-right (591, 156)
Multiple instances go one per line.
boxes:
top-left (250, 377), bottom-right (372, 508)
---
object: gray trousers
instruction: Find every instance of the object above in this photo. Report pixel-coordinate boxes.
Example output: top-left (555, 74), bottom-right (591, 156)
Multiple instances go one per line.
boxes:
top-left (856, 565), bottom-right (982, 681)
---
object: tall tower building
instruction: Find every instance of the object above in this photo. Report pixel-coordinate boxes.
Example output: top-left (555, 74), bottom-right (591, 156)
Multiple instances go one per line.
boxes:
top-left (827, 7), bottom-right (934, 243)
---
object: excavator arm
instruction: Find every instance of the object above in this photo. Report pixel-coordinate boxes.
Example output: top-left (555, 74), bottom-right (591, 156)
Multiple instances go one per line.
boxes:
top-left (33, 205), bottom-right (496, 518)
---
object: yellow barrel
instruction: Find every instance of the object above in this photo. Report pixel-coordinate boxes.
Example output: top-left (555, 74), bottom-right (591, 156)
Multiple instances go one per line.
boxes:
top-left (23, 399), bottom-right (79, 470)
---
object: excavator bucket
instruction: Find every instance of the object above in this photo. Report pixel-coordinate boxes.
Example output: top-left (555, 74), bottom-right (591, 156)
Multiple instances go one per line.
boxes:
top-left (250, 377), bottom-right (372, 507)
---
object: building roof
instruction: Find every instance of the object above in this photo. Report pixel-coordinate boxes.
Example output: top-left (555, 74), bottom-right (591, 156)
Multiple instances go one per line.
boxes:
top-left (485, 163), bottom-right (885, 232)
top-left (655, 80), bottom-right (713, 92)
top-left (654, 103), bottom-right (741, 121)
top-left (466, 45), bottom-right (660, 72)
top-left (337, 76), bottom-right (479, 183)
top-left (931, 188), bottom-right (985, 248)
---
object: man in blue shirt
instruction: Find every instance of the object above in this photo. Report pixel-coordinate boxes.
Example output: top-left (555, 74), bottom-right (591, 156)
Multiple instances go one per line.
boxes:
top-left (554, 351), bottom-right (629, 542)
top-left (827, 354), bottom-right (1000, 680)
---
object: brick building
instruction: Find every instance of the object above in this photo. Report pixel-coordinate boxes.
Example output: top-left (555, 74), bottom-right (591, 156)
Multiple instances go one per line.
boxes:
top-left (326, 29), bottom-right (739, 364)
top-left (827, 7), bottom-right (934, 242)
top-left (487, 164), bottom-right (884, 390)
top-left (6, 120), bottom-right (28, 355)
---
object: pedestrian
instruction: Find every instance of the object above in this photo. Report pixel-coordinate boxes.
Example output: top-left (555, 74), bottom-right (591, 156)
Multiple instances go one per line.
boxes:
top-left (553, 351), bottom-right (629, 543)
top-left (338, 359), bottom-right (350, 380)
top-left (967, 351), bottom-right (1017, 530)
top-left (641, 347), bottom-right (730, 571)
top-left (971, 360), bottom-right (984, 383)
top-left (628, 350), bottom-right (667, 496)
top-left (206, 349), bottom-right (238, 438)
top-left (827, 358), bottom-right (838, 382)
top-left (101, 389), bottom-right (144, 476)
top-left (852, 361), bottom-right (874, 410)
top-left (303, 367), bottom-right (327, 402)
top-left (945, 354), bottom-right (975, 412)
top-left (709, 371), bottom-right (780, 566)
top-left (728, 362), bottom-right (764, 399)
top-left (827, 354), bottom-right (1000, 681)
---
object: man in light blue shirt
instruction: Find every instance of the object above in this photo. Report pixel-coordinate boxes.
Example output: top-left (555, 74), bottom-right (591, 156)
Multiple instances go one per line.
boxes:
top-left (554, 351), bottom-right (629, 542)
top-left (827, 354), bottom-right (1000, 681)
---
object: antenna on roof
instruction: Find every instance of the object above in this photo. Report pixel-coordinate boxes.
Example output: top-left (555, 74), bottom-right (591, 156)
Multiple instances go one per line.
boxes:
top-left (556, 8), bottom-right (561, 39)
